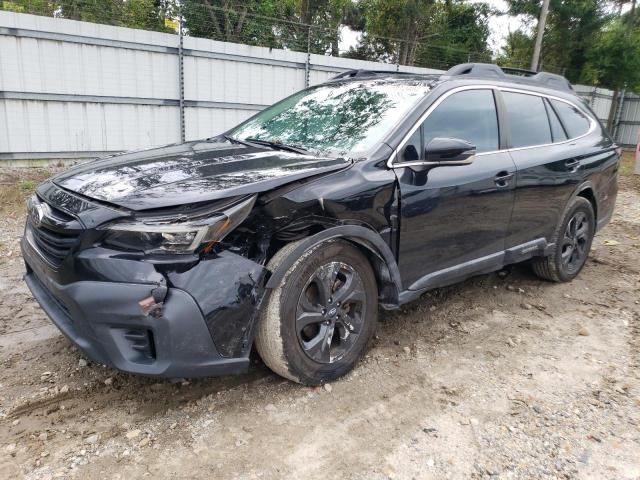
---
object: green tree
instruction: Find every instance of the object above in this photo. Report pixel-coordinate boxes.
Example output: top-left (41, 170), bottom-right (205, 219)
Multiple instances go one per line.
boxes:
top-left (182, 1), bottom-right (297, 48)
top-left (495, 30), bottom-right (534, 70)
top-left (504, 0), bottom-right (609, 80)
top-left (583, 17), bottom-right (640, 91)
top-left (1, 0), bottom-right (176, 32)
top-left (345, 0), bottom-right (492, 68)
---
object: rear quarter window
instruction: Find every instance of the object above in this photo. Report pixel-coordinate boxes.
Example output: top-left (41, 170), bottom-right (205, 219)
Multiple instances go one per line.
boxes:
top-left (549, 99), bottom-right (592, 138)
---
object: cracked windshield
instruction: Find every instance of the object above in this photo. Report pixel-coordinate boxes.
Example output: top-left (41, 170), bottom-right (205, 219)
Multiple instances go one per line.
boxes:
top-left (230, 80), bottom-right (432, 155)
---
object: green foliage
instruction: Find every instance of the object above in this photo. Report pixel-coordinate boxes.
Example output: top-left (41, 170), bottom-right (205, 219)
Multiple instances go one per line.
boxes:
top-left (502, 0), bottom-right (609, 81)
top-left (181, 0), bottom-right (350, 54)
top-left (495, 30), bottom-right (534, 69)
top-left (16, 179), bottom-right (35, 191)
top-left (344, 0), bottom-right (492, 68)
top-left (0, 0), bottom-right (177, 32)
top-left (501, 0), bottom-right (640, 91)
top-left (582, 16), bottom-right (640, 91)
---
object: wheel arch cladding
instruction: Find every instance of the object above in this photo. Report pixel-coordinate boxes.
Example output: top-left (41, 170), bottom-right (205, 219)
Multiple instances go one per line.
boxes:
top-left (265, 225), bottom-right (402, 308)
top-left (576, 185), bottom-right (598, 223)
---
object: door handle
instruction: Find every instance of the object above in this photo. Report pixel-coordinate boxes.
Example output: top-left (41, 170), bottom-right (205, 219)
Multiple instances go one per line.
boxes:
top-left (565, 159), bottom-right (580, 172)
top-left (494, 171), bottom-right (514, 188)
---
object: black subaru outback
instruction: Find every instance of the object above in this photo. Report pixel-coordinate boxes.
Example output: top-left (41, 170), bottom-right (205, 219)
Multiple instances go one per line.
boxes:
top-left (22, 63), bottom-right (619, 385)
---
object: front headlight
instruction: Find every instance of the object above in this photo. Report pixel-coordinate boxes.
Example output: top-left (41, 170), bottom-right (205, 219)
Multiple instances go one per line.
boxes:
top-left (102, 195), bottom-right (256, 254)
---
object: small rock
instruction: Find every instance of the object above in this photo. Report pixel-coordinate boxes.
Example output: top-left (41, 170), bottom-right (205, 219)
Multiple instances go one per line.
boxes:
top-left (578, 327), bottom-right (590, 336)
top-left (324, 383), bottom-right (333, 393)
top-left (60, 385), bottom-right (69, 394)
top-left (38, 432), bottom-right (48, 441)
top-left (78, 359), bottom-right (88, 367)
top-left (5, 443), bottom-right (16, 453)
top-left (264, 404), bottom-right (277, 412)
top-left (403, 346), bottom-right (411, 354)
top-left (469, 418), bottom-right (479, 426)
top-left (103, 378), bottom-right (113, 386)
top-left (169, 423), bottom-right (177, 430)
top-left (85, 434), bottom-right (99, 445)
top-left (507, 338), bottom-right (516, 348)
top-left (125, 429), bottom-right (141, 440)
top-left (517, 288), bottom-right (525, 294)
top-left (41, 451), bottom-right (49, 458)
top-left (12, 419), bottom-right (20, 426)
top-left (521, 303), bottom-right (533, 310)
top-left (138, 437), bottom-right (150, 447)
top-left (426, 457), bottom-right (435, 467)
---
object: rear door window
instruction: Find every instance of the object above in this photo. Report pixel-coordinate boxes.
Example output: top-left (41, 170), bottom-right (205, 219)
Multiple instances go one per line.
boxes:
top-left (549, 99), bottom-right (591, 138)
top-left (420, 89), bottom-right (499, 153)
top-left (502, 92), bottom-right (552, 148)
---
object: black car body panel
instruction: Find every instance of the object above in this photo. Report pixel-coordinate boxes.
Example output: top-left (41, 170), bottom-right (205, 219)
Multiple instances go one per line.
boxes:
top-left (52, 139), bottom-right (351, 210)
top-left (22, 68), bottom-right (619, 378)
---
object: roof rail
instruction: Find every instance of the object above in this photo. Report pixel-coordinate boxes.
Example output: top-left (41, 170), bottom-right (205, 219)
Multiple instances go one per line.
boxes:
top-left (445, 62), bottom-right (573, 92)
top-left (330, 69), bottom-right (413, 80)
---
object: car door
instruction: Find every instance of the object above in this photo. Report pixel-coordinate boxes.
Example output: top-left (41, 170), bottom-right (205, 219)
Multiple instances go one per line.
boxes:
top-left (500, 90), bottom-right (586, 249)
top-left (392, 87), bottom-right (517, 291)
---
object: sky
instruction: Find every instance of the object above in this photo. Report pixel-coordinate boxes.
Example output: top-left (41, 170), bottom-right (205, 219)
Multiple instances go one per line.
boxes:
top-left (474, 0), bottom-right (530, 51)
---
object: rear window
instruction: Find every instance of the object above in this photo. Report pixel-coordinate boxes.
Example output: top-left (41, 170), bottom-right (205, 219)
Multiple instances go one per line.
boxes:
top-left (502, 92), bottom-right (552, 148)
top-left (550, 99), bottom-right (591, 138)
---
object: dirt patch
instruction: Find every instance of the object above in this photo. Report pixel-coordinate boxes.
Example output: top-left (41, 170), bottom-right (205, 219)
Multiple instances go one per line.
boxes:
top-left (0, 172), bottom-right (639, 480)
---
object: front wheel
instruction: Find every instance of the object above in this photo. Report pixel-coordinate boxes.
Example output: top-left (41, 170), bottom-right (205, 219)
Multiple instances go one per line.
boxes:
top-left (532, 196), bottom-right (595, 282)
top-left (255, 239), bottom-right (378, 385)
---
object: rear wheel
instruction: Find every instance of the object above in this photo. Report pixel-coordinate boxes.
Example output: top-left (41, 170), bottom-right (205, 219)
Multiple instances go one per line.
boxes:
top-left (532, 197), bottom-right (595, 282)
top-left (255, 239), bottom-right (378, 385)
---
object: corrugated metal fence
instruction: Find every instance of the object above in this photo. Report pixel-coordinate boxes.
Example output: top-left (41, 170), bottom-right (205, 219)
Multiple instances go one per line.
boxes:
top-left (574, 85), bottom-right (640, 147)
top-left (0, 11), bottom-right (438, 163)
top-left (0, 11), bottom-right (637, 164)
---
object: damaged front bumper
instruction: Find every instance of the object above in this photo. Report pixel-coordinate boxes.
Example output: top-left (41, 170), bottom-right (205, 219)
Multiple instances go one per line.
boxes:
top-left (21, 235), bottom-right (268, 378)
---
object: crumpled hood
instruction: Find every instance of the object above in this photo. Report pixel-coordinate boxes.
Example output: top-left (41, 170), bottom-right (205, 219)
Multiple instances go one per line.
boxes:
top-left (52, 139), bottom-right (351, 211)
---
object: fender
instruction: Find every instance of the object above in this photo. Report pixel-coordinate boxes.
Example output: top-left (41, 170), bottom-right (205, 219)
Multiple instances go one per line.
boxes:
top-left (571, 180), bottom-right (598, 220)
top-left (265, 225), bottom-right (403, 307)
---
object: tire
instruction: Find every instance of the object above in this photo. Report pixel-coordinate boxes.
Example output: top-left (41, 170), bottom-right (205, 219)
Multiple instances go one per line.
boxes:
top-left (532, 196), bottom-right (595, 282)
top-left (255, 239), bottom-right (378, 385)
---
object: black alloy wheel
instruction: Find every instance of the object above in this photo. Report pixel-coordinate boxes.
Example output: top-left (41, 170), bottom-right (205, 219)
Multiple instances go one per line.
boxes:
top-left (295, 261), bottom-right (366, 364)
top-left (255, 239), bottom-right (378, 385)
top-left (560, 211), bottom-right (590, 275)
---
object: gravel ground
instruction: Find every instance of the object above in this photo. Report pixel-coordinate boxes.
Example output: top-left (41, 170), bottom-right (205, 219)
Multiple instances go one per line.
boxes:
top-left (0, 168), bottom-right (638, 480)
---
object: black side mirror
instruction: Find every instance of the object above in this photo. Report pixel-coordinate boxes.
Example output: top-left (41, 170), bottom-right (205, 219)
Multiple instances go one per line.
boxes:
top-left (424, 137), bottom-right (476, 164)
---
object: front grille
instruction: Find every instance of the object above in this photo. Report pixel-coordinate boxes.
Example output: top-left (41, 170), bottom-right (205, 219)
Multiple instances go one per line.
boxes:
top-left (27, 195), bottom-right (82, 269)
top-left (30, 223), bottom-right (80, 268)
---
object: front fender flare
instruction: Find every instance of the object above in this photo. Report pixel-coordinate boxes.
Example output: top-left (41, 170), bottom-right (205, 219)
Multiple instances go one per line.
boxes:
top-left (265, 225), bottom-right (402, 306)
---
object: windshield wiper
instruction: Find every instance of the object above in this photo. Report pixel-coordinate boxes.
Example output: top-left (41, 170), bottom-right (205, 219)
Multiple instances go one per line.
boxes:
top-left (222, 134), bottom-right (256, 148)
top-left (244, 137), bottom-right (309, 154)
